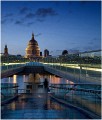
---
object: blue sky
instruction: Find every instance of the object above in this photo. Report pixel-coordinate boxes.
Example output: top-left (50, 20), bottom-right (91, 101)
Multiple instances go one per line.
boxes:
top-left (1, 1), bottom-right (101, 56)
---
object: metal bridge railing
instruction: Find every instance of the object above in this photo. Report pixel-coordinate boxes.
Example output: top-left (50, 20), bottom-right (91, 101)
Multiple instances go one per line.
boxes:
top-left (49, 83), bottom-right (101, 117)
top-left (42, 50), bottom-right (101, 82)
top-left (1, 63), bottom-right (25, 73)
top-left (1, 83), bottom-right (18, 102)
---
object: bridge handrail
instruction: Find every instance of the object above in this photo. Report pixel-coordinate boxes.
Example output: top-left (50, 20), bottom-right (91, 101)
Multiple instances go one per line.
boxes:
top-left (50, 83), bottom-right (101, 86)
top-left (50, 86), bottom-right (101, 93)
top-left (49, 83), bottom-right (101, 95)
top-left (1, 66), bottom-right (25, 73)
top-left (1, 86), bottom-right (19, 89)
top-left (1, 83), bottom-right (18, 89)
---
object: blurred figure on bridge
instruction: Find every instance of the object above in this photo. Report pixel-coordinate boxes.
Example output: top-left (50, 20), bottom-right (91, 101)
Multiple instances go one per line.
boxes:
top-left (44, 78), bottom-right (49, 92)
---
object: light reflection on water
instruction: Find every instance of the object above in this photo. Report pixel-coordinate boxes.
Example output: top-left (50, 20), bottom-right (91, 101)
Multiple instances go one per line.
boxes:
top-left (1, 73), bottom-right (74, 89)
top-left (13, 75), bottom-right (17, 83)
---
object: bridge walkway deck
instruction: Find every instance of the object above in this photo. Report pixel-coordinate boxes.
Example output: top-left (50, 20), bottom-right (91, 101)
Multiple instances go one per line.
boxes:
top-left (1, 84), bottom-right (91, 119)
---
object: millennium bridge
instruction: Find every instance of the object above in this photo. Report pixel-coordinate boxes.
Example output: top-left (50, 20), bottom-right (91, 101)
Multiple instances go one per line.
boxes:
top-left (1, 50), bottom-right (101, 119)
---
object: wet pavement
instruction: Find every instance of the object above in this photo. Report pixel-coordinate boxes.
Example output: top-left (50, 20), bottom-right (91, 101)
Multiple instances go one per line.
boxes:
top-left (1, 92), bottom-right (90, 119)
top-left (1, 74), bottom-right (92, 119)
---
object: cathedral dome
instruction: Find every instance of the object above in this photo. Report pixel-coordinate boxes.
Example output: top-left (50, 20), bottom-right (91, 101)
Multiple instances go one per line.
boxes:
top-left (29, 39), bottom-right (38, 45)
top-left (25, 33), bottom-right (40, 58)
top-left (28, 33), bottom-right (38, 44)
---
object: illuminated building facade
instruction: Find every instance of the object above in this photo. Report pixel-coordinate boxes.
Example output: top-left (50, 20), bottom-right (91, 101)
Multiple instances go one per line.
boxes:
top-left (25, 33), bottom-right (40, 58)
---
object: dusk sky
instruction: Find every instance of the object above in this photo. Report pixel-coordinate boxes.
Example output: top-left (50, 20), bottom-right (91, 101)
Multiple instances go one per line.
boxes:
top-left (1, 1), bottom-right (101, 56)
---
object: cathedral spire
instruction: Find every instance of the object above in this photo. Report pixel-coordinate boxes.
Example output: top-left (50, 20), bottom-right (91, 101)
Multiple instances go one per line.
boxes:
top-left (5, 44), bottom-right (7, 48)
top-left (4, 44), bottom-right (8, 56)
top-left (32, 32), bottom-right (34, 40)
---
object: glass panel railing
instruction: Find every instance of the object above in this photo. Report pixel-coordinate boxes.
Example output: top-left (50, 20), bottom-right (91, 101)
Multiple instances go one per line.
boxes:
top-left (42, 50), bottom-right (101, 83)
top-left (1, 63), bottom-right (25, 72)
top-left (49, 83), bottom-right (101, 117)
top-left (1, 83), bottom-right (18, 102)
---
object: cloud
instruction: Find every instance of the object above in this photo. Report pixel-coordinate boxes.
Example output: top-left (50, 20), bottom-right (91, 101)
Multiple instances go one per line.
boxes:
top-left (37, 18), bottom-right (45, 22)
top-left (2, 7), bottom-right (58, 26)
top-left (15, 20), bottom-right (35, 26)
top-left (20, 7), bottom-right (30, 14)
top-left (25, 13), bottom-right (35, 18)
top-left (1, 18), bottom-right (14, 24)
top-left (25, 7), bottom-right (58, 22)
top-left (1, 13), bottom-right (14, 24)
top-left (3, 13), bottom-right (13, 18)
top-left (27, 22), bottom-right (35, 26)
top-left (35, 8), bottom-right (58, 18)
top-left (15, 20), bottom-right (23, 25)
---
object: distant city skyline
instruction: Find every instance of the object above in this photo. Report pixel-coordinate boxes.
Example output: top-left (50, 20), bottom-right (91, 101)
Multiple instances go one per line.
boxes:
top-left (1, 1), bottom-right (101, 56)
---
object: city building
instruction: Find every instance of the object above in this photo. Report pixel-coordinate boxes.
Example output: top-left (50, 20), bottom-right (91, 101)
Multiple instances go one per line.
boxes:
top-left (62, 50), bottom-right (68, 55)
top-left (44, 49), bottom-right (49, 57)
top-left (4, 45), bottom-right (8, 56)
top-left (40, 52), bottom-right (42, 56)
top-left (25, 33), bottom-right (40, 58)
